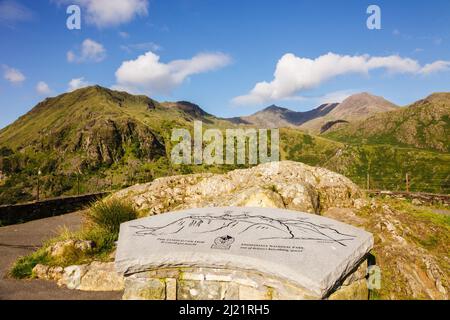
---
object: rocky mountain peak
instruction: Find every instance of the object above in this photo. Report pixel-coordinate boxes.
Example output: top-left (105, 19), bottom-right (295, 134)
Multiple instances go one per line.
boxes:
top-left (328, 92), bottom-right (398, 120)
top-left (158, 101), bottom-right (211, 119)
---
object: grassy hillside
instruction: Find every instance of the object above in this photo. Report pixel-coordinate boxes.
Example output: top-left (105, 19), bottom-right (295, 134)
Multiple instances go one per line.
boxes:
top-left (281, 128), bottom-right (450, 194)
top-left (325, 93), bottom-right (450, 153)
top-left (0, 86), bottom-right (242, 204)
top-left (0, 87), bottom-right (448, 205)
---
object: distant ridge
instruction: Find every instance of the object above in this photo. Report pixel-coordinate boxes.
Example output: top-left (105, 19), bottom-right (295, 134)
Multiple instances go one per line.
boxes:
top-left (229, 103), bottom-right (339, 128)
top-left (229, 92), bottom-right (397, 132)
top-left (325, 92), bottom-right (450, 152)
top-left (301, 92), bottom-right (398, 133)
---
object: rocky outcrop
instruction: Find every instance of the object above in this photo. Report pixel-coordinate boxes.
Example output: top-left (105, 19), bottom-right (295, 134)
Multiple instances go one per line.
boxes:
top-left (32, 264), bottom-right (64, 282)
top-left (72, 118), bottom-right (165, 167)
top-left (113, 161), bottom-right (362, 215)
top-left (60, 262), bottom-right (124, 291)
top-left (323, 201), bottom-right (449, 300)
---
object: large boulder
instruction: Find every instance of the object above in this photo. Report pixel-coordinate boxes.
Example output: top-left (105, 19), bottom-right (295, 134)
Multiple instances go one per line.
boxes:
top-left (33, 262), bottom-right (125, 292)
top-left (113, 161), bottom-right (362, 215)
top-left (59, 262), bottom-right (124, 292)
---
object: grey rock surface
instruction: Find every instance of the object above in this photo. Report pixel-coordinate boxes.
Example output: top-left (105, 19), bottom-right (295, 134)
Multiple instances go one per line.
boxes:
top-left (116, 206), bottom-right (373, 297)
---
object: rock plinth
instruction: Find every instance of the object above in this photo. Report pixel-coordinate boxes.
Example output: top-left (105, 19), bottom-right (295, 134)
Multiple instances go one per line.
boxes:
top-left (116, 206), bottom-right (374, 300)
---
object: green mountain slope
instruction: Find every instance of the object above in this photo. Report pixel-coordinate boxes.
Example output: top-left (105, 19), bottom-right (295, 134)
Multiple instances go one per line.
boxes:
top-left (0, 86), bottom-right (165, 167)
top-left (0, 86), bottom-right (240, 204)
top-left (0, 87), bottom-right (448, 205)
top-left (325, 93), bottom-right (450, 153)
top-left (281, 128), bottom-right (450, 194)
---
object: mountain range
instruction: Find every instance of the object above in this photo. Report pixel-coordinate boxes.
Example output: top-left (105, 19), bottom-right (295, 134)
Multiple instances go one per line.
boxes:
top-left (326, 93), bottom-right (450, 152)
top-left (0, 86), bottom-right (448, 204)
top-left (232, 92), bottom-right (398, 134)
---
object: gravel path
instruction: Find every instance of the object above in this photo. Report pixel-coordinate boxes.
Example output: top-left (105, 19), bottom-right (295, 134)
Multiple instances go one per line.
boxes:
top-left (0, 212), bottom-right (122, 300)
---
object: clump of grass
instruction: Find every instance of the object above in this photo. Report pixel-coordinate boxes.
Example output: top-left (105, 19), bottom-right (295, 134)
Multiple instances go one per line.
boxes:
top-left (84, 198), bottom-right (138, 237)
top-left (80, 227), bottom-right (117, 258)
top-left (387, 198), bottom-right (450, 228)
top-left (10, 248), bottom-right (49, 279)
top-left (77, 198), bottom-right (138, 258)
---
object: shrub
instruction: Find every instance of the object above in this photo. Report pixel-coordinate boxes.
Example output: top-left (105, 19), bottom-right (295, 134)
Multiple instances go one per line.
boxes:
top-left (81, 227), bottom-right (117, 259)
top-left (10, 248), bottom-right (49, 279)
top-left (84, 198), bottom-right (138, 238)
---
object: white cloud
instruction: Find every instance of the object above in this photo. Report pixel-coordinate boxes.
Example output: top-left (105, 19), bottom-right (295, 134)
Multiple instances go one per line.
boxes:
top-left (55, 0), bottom-right (148, 28)
top-left (36, 81), bottom-right (51, 95)
top-left (0, 0), bottom-right (34, 26)
top-left (2, 65), bottom-right (25, 84)
top-left (68, 77), bottom-right (90, 91)
top-left (67, 39), bottom-right (106, 63)
top-left (114, 51), bottom-right (232, 95)
top-left (232, 52), bottom-right (450, 106)
top-left (420, 61), bottom-right (450, 75)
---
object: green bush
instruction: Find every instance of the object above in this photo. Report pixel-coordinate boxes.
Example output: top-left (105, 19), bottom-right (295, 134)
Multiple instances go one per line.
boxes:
top-left (82, 227), bottom-right (118, 259)
top-left (84, 198), bottom-right (138, 238)
top-left (10, 248), bottom-right (49, 279)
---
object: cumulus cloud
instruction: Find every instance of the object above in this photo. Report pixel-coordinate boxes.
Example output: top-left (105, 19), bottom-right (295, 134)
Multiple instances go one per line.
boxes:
top-left (232, 52), bottom-right (450, 106)
top-left (420, 61), bottom-right (450, 75)
top-left (114, 51), bottom-right (232, 95)
top-left (67, 39), bottom-right (106, 63)
top-left (36, 81), bottom-right (51, 95)
top-left (55, 0), bottom-right (148, 28)
top-left (0, 0), bottom-right (34, 26)
top-left (2, 65), bottom-right (25, 84)
top-left (68, 77), bottom-right (90, 91)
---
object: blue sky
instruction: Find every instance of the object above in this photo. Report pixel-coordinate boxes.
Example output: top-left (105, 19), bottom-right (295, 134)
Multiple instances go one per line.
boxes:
top-left (0, 0), bottom-right (450, 129)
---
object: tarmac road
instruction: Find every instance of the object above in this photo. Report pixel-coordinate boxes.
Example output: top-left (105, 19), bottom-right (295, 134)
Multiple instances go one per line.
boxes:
top-left (0, 212), bottom-right (122, 300)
